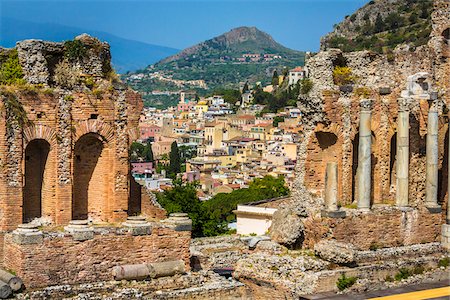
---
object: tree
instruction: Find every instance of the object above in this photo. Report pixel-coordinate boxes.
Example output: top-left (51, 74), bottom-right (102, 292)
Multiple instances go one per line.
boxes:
top-left (156, 180), bottom-right (205, 237)
top-left (271, 70), bottom-right (279, 86)
top-left (143, 142), bottom-right (154, 162)
top-left (273, 116), bottom-right (285, 127)
top-left (374, 13), bottom-right (384, 33)
top-left (169, 141), bottom-right (181, 176)
top-left (242, 82), bottom-right (249, 93)
top-left (130, 142), bottom-right (145, 162)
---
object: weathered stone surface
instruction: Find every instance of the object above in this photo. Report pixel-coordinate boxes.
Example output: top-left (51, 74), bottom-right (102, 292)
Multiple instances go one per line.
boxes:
top-left (314, 240), bottom-right (357, 265)
top-left (269, 208), bottom-right (304, 247)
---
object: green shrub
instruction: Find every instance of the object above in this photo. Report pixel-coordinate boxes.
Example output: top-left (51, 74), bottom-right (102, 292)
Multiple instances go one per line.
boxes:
top-left (333, 66), bottom-right (355, 86)
top-left (412, 265), bottom-right (424, 275)
top-left (438, 257), bottom-right (449, 268)
top-left (300, 78), bottom-right (313, 95)
top-left (64, 40), bottom-right (87, 60)
top-left (394, 268), bottom-right (412, 281)
top-left (0, 50), bottom-right (26, 85)
top-left (336, 273), bottom-right (357, 291)
top-left (385, 275), bottom-right (394, 282)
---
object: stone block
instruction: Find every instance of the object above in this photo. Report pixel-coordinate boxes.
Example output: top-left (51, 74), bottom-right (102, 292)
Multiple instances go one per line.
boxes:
top-left (122, 216), bottom-right (152, 236)
top-left (321, 209), bottom-right (346, 218)
top-left (441, 224), bottom-right (450, 250)
top-left (163, 213), bottom-right (192, 232)
top-left (11, 224), bottom-right (44, 245)
top-left (426, 206), bottom-right (442, 214)
top-left (64, 220), bottom-right (94, 241)
top-left (314, 240), bottom-right (357, 265)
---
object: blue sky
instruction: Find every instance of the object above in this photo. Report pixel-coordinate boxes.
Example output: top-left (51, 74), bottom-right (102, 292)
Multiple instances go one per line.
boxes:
top-left (1, 0), bottom-right (367, 51)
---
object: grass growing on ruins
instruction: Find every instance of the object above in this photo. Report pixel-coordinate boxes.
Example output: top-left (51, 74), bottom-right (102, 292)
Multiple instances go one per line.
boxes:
top-left (438, 257), bottom-right (449, 268)
top-left (394, 268), bottom-right (412, 281)
top-left (336, 273), bottom-right (357, 291)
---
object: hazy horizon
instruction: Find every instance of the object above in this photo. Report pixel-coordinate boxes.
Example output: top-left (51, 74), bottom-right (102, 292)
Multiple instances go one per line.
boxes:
top-left (1, 0), bottom-right (368, 52)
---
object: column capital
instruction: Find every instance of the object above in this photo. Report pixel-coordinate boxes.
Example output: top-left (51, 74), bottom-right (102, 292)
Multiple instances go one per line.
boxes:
top-left (429, 100), bottom-right (439, 113)
top-left (359, 99), bottom-right (373, 111)
top-left (398, 97), bottom-right (410, 112)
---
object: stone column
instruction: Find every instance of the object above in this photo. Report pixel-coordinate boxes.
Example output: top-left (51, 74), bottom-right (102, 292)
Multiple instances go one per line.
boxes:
top-left (396, 98), bottom-right (409, 208)
top-left (425, 103), bottom-right (441, 212)
top-left (321, 162), bottom-right (346, 218)
top-left (325, 162), bottom-right (338, 211)
top-left (443, 116), bottom-right (450, 250)
top-left (357, 99), bottom-right (372, 211)
top-left (448, 115), bottom-right (450, 224)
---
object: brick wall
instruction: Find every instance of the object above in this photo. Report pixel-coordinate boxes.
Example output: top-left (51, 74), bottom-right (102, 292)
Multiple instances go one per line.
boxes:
top-left (3, 225), bottom-right (190, 288)
top-left (303, 208), bottom-right (443, 250)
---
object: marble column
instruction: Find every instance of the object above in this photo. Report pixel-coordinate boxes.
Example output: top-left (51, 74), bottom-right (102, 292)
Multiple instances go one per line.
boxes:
top-left (448, 116), bottom-right (450, 224)
top-left (357, 99), bottom-right (372, 211)
top-left (425, 103), bottom-right (441, 212)
top-left (396, 98), bottom-right (409, 207)
top-left (322, 162), bottom-right (345, 218)
top-left (325, 162), bottom-right (338, 211)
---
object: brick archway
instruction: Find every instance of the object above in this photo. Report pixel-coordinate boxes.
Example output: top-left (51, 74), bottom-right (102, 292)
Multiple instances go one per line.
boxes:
top-left (23, 125), bottom-right (57, 148)
top-left (72, 132), bottom-right (113, 222)
top-left (23, 139), bottom-right (51, 223)
top-left (73, 120), bottom-right (115, 145)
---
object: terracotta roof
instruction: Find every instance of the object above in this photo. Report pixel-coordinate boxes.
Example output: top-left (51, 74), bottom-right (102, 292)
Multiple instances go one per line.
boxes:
top-left (290, 67), bottom-right (303, 72)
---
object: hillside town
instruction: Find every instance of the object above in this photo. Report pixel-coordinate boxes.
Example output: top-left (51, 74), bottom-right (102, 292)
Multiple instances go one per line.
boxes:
top-left (0, 0), bottom-right (449, 299)
top-left (131, 67), bottom-right (305, 199)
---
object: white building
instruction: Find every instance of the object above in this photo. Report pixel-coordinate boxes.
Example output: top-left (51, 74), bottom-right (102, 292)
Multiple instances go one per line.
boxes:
top-left (234, 204), bottom-right (277, 235)
top-left (288, 66), bottom-right (305, 85)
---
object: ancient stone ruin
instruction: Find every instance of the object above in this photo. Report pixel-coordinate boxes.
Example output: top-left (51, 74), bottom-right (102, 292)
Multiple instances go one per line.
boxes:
top-left (0, 34), bottom-right (191, 294)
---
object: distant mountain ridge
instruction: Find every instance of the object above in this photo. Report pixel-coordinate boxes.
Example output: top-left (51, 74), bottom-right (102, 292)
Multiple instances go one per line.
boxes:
top-left (124, 26), bottom-right (305, 108)
top-left (0, 17), bottom-right (179, 73)
top-left (159, 26), bottom-right (297, 64)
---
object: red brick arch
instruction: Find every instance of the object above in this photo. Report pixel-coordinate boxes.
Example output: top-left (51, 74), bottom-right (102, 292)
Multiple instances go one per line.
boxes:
top-left (73, 120), bottom-right (115, 144)
top-left (23, 125), bottom-right (57, 148)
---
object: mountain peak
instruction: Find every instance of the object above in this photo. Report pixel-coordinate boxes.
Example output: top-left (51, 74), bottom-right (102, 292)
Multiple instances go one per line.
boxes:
top-left (158, 26), bottom-right (292, 65)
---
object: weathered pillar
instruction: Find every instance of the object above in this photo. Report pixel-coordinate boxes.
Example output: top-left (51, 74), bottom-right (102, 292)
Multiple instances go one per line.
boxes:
top-left (425, 103), bottom-right (441, 212)
top-left (321, 162), bottom-right (346, 218)
top-left (443, 117), bottom-right (450, 250)
top-left (448, 115), bottom-right (450, 224)
top-left (325, 162), bottom-right (338, 211)
top-left (396, 98), bottom-right (409, 208)
top-left (357, 99), bottom-right (372, 211)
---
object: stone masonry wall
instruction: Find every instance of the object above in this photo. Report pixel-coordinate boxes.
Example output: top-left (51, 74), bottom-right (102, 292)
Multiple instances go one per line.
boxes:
top-left (303, 207), bottom-right (443, 250)
top-left (3, 224), bottom-right (190, 288)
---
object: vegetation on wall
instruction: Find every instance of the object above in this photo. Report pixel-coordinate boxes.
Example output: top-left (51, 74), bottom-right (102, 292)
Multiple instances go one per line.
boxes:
top-left (0, 50), bottom-right (26, 86)
top-left (0, 89), bottom-right (29, 128)
top-left (64, 40), bottom-right (87, 60)
top-left (333, 66), bottom-right (356, 86)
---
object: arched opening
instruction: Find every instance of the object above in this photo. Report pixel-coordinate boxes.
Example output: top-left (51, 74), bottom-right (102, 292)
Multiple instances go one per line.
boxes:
top-left (316, 132), bottom-right (338, 150)
top-left (442, 28), bottom-right (450, 42)
top-left (23, 139), bottom-right (50, 223)
top-left (128, 169), bottom-right (142, 216)
top-left (72, 133), bottom-right (111, 221)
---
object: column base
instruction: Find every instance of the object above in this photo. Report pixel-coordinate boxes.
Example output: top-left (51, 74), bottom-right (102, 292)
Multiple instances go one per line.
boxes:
top-left (441, 224), bottom-right (450, 250)
top-left (321, 210), bottom-right (346, 218)
top-left (425, 205), bottom-right (442, 214)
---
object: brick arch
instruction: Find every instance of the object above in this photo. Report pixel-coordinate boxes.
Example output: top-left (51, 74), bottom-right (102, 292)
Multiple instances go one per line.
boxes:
top-left (23, 125), bottom-right (57, 148)
top-left (73, 120), bottom-right (115, 144)
top-left (128, 127), bottom-right (140, 145)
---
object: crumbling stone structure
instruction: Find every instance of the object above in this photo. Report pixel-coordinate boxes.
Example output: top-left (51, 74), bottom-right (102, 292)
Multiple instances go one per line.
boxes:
top-left (278, 0), bottom-right (450, 250)
top-left (0, 35), bottom-right (189, 289)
